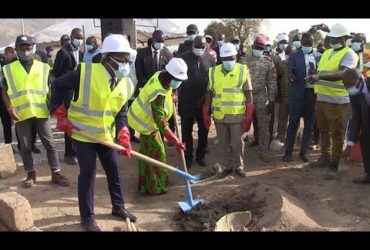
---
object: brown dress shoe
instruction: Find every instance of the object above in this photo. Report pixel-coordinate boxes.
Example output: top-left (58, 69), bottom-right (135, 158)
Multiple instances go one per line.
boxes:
top-left (52, 172), bottom-right (70, 186)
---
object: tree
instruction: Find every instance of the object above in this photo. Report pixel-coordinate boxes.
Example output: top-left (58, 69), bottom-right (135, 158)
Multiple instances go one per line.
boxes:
top-left (288, 29), bottom-right (301, 43)
top-left (313, 31), bottom-right (324, 45)
top-left (204, 19), bottom-right (264, 51)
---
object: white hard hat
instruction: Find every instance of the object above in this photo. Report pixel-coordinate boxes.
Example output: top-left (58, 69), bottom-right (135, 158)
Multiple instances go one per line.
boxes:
top-left (165, 58), bottom-right (188, 80)
top-left (220, 42), bottom-right (237, 57)
top-left (327, 23), bottom-right (350, 38)
top-left (276, 34), bottom-right (289, 43)
top-left (101, 34), bottom-right (132, 54)
top-left (270, 139), bottom-right (284, 151)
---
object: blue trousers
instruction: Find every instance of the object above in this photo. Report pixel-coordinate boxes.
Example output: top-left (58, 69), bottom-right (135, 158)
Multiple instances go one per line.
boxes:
top-left (74, 140), bottom-right (124, 220)
top-left (285, 90), bottom-right (315, 155)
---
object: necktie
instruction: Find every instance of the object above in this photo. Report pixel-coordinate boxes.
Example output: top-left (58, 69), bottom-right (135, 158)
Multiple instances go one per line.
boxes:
top-left (153, 50), bottom-right (159, 71)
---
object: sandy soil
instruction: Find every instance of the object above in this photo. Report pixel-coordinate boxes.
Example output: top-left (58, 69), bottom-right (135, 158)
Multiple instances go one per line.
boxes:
top-left (1, 118), bottom-right (370, 231)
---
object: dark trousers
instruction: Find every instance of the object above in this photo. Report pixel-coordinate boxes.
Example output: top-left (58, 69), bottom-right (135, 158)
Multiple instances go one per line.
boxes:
top-left (0, 96), bottom-right (12, 144)
top-left (16, 125), bottom-right (37, 150)
top-left (128, 100), bottom-right (136, 138)
top-left (285, 90), bottom-right (315, 155)
top-left (74, 140), bottom-right (124, 220)
top-left (181, 111), bottom-right (209, 162)
top-left (64, 133), bottom-right (76, 157)
top-left (360, 134), bottom-right (370, 174)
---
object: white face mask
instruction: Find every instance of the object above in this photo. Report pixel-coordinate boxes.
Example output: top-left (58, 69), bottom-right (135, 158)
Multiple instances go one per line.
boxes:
top-left (292, 41), bottom-right (301, 49)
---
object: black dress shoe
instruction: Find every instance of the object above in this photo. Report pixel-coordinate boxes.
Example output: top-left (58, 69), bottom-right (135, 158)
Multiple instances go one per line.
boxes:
top-left (31, 145), bottom-right (41, 154)
top-left (353, 175), bottom-right (370, 184)
top-left (81, 219), bottom-right (101, 232)
top-left (112, 208), bottom-right (137, 223)
top-left (299, 153), bottom-right (309, 163)
top-left (282, 153), bottom-right (292, 162)
top-left (196, 158), bottom-right (207, 167)
top-left (185, 159), bottom-right (192, 169)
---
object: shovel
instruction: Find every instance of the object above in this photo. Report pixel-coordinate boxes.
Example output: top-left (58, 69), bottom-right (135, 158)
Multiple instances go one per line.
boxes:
top-left (172, 104), bottom-right (205, 212)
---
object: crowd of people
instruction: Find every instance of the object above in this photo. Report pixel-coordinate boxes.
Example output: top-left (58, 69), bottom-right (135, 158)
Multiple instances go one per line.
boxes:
top-left (0, 21), bottom-right (369, 231)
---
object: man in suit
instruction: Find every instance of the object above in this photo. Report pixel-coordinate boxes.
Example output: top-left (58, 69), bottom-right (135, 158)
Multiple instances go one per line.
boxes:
top-left (283, 33), bottom-right (320, 162)
top-left (177, 24), bottom-right (199, 56)
top-left (342, 68), bottom-right (370, 184)
top-left (134, 30), bottom-right (175, 134)
top-left (53, 28), bottom-right (84, 165)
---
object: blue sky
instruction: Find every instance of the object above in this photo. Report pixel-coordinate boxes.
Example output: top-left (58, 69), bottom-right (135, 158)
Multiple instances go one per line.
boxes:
top-left (168, 18), bottom-right (370, 42)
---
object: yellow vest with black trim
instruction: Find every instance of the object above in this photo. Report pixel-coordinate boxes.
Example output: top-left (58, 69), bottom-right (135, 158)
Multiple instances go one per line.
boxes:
top-left (2, 60), bottom-right (50, 122)
top-left (315, 47), bottom-right (358, 97)
top-left (68, 63), bottom-right (134, 143)
top-left (128, 72), bottom-right (174, 135)
top-left (208, 63), bottom-right (248, 120)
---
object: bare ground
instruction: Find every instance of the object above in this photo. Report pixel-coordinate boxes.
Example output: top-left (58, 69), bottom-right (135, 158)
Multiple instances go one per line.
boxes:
top-left (1, 119), bottom-right (370, 231)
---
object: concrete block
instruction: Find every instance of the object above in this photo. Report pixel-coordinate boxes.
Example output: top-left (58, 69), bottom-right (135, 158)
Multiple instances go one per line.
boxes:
top-left (0, 144), bottom-right (17, 179)
top-left (0, 191), bottom-right (34, 231)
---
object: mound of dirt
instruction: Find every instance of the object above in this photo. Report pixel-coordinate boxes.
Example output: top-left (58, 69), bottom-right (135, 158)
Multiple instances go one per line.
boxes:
top-left (173, 182), bottom-right (283, 231)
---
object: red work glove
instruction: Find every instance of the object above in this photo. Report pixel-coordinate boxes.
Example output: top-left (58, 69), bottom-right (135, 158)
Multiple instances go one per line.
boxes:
top-left (117, 127), bottom-right (131, 158)
top-left (53, 104), bottom-right (78, 137)
top-left (164, 129), bottom-right (186, 153)
top-left (242, 103), bottom-right (255, 132)
top-left (202, 103), bottom-right (211, 130)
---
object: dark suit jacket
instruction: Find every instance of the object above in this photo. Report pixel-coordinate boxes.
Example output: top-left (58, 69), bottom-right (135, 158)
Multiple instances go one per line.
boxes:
top-left (212, 45), bottom-right (222, 65)
top-left (134, 46), bottom-right (172, 97)
top-left (348, 80), bottom-right (370, 143)
top-left (287, 50), bottom-right (319, 102)
top-left (177, 40), bottom-right (193, 56)
top-left (53, 44), bottom-right (83, 78)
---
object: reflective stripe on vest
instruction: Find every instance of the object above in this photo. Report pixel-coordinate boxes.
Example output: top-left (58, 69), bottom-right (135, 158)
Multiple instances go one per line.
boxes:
top-left (315, 47), bottom-right (357, 98)
top-left (209, 63), bottom-right (247, 120)
top-left (3, 60), bottom-right (49, 121)
top-left (128, 72), bottom-right (174, 135)
top-left (68, 63), bottom-right (133, 143)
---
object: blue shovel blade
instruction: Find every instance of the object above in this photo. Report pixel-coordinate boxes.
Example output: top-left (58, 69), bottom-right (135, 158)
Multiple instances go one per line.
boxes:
top-left (178, 199), bottom-right (205, 212)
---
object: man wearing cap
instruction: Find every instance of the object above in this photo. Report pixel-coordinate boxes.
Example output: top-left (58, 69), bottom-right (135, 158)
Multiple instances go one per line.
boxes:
top-left (177, 24), bottom-right (199, 56)
top-left (53, 28), bottom-right (84, 166)
top-left (307, 23), bottom-right (359, 180)
top-left (230, 36), bottom-right (245, 61)
top-left (1, 35), bottom-right (70, 188)
top-left (205, 35), bottom-right (217, 63)
top-left (51, 34), bottom-right (137, 231)
top-left (240, 36), bottom-right (277, 163)
top-left (178, 36), bottom-right (215, 168)
top-left (204, 43), bottom-right (254, 177)
top-left (128, 58), bottom-right (187, 195)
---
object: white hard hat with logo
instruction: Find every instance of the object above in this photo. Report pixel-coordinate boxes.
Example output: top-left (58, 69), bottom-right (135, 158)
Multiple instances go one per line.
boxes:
top-left (101, 34), bottom-right (132, 54)
top-left (165, 58), bottom-right (188, 80)
top-left (220, 42), bottom-right (238, 57)
top-left (327, 23), bottom-right (350, 38)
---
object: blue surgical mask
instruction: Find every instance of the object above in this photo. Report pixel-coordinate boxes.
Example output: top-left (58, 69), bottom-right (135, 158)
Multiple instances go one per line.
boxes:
top-left (170, 79), bottom-right (182, 89)
top-left (193, 48), bottom-right (205, 56)
top-left (301, 46), bottom-right (313, 54)
top-left (279, 44), bottom-right (287, 51)
top-left (347, 86), bottom-right (360, 96)
top-left (330, 43), bottom-right (343, 49)
top-left (153, 42), bottom-right (164, 50)
top-left (187, 34), bottom-right (196, 41)
top-left (222, 60), bottom-right (236, 71)
top-left (292, 41), bottom-right (301, 49)
top-left (351, 42), bottom-right (362, 52)
top-left (86, 44), bottom-right (94, 51)
top-left (110, 56), bottom-right (130, 79)
top-left (72, 39), bottom-right (83, 48)
top-left (252, 49), bottom-right (263, 57)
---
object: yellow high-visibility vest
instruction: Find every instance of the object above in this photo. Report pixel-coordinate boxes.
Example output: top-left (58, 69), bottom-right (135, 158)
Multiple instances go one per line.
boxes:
top-left (208, 63), bottom-right (248, 120)
top-left (3, 60), bottom-right (50, 121)
top-left (315, 47), bottom-right (358, 97)
top-left (128, 72), bottom-right (173, 135)
top-left (68, 63), bottom-right (134, 143)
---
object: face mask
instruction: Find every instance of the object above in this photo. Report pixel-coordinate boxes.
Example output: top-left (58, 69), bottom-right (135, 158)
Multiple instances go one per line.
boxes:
top-left (153, 42), bottom-right (164, 50)
top-left (72, 39), bottom-right (83, 47)
top-left (265, 46), bottom-right (271, 52)
top-left (234, 44), bottom-right (240, 51)
top-left (18, 50), bottom-right (34, 61)
top-left (86, 44), bottom-right (94, 51)
top-left (301, 46), bottom-right (313, 54)
top-left (347, 86), bottom-right (360, 96)
top-left (292, 41), bottom-right (301, 49)
top-left (187, 34), bottom-right (196, 41)
top-left (279, 44), bottom-right (287, 51)
top-left (351, 42), bottom-right (362, 52)
top-left (222, 60), bottom-right (236, 71)
top-left (330, 43), bottom-right (343, 49)
top-left (110, 56), bottom-right (130, 78)
top-left (47, 51), bottom-right (54, 57)
top-left (170, 79), bottom-right (182, 89)
top-left (193, 48), bottom-right (205, 57)
top-left (252, 49), bottom-right (263, 57)
top-left (217, 41), bottom-right (224, 47)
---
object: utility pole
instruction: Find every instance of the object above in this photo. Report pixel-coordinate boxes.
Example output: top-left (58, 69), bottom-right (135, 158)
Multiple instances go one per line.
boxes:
top-left (100, 19), bottom-right (137, 49)
top-left (21, 19), bottom-right (25, 35)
